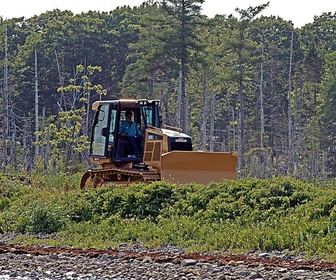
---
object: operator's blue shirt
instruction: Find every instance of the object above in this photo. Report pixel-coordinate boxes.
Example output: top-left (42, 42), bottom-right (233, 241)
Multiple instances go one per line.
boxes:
top-left (119, 120), bottom-right (140, 137)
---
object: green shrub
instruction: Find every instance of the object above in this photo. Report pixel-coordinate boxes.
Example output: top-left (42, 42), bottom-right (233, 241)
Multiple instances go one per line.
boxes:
top-left (0, 197), bottom-right (10, 211)
top-left (2, 173), bottom-right (336, 261)
top-left (27, 204), bottom-right (66, 233)
top-left (95, 182), bottom-right (174, 220)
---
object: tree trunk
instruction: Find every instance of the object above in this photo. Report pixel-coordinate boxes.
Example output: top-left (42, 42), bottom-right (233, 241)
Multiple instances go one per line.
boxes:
top-left (210, 92), bottom-right (215, 152)
top-left (238, 69), bottom-right (245, 171)
top-left (23, 119), bottom-right (28, 171)
top-left (238, 27), bottom-right (245, 172)
top-left (177, 70), bottom-right (182, 129)
top-left (200, 74), bottom-right (208, 151)
top-left (45, 125), bottom-right (51, 172)
top-left (287, 31), bottom-right (294, 174)
top-left (10, 123), bottom-right (17, 169)
top-left (35, 49), bottom-right (39, 160)
top-left (2, 24), bottom-right (9, 172)
top-left (260, 45), bottom-right (265, 149)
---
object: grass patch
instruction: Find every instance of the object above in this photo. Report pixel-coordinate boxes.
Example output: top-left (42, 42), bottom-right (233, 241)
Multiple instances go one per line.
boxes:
top-left (1, 174), bottom-right (336, 261)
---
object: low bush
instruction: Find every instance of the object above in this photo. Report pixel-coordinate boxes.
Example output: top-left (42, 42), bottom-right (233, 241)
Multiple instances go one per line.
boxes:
top-left (1, 174), bottom-right (336, 261)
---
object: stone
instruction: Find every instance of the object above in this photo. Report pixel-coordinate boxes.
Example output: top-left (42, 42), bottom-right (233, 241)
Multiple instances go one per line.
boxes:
top-left (258, 252), bottom-right (269, 258)
top-left (249, 272), bottom-right (264, 279)
top-left (142, 256), bottom-right (153, 263)
top-left (181, 259), bottom-right (197, 266)
top-left (0, 242), bottom-right (334, 280)
top-left (49, 253), bottom-right (59, 260)
top-left (118, 252), bottom-right (127, 258)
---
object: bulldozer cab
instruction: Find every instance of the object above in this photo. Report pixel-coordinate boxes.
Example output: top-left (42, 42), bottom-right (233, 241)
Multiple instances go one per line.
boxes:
top-left (89, 99), bottom-right (161, 165)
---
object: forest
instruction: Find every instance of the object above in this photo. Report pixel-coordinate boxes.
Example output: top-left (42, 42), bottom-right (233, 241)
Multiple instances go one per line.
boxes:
top-left (0, 0), bottom-right (336, 179)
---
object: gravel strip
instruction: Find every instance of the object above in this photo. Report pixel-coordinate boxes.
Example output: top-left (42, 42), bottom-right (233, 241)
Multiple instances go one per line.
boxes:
top-left (0, 234), bottom-right (335, 279)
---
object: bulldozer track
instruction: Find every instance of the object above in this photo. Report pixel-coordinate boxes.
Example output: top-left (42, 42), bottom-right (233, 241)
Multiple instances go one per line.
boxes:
top-left (0, 243), bottom-right (335, 272)
top-left (81, 167), bottom-right (161, 189)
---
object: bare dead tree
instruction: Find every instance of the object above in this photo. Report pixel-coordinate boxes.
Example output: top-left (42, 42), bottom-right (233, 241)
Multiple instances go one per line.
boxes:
top-left (287, 31), bottom-right (294, 173)
top-left (2, 23), bottom-right (9, 172)
top-left (199, 74), bottom-right (208, 151)
top-left (35, 49), bottom-right (39, 160)
top-left (209, 92), bottom-right (215, 152)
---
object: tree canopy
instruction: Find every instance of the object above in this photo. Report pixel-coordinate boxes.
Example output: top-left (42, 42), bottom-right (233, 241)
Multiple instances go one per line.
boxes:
top-left (1, 3), bottom-right (336, 179)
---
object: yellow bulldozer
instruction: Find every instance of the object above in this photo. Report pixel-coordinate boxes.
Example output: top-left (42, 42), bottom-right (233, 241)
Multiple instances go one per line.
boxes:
top-left (80, 99), bottom-right (238, 188)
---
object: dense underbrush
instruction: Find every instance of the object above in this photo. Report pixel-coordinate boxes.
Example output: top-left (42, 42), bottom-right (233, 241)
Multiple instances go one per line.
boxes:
top-left (1, 173), bottom-right (336, 261)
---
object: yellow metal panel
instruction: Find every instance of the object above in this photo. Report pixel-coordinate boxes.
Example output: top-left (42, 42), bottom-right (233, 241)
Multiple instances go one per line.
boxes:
top-left (153, 142), bottom-right (161, 161)
top-left (161, 151), bottom-right (238, 184)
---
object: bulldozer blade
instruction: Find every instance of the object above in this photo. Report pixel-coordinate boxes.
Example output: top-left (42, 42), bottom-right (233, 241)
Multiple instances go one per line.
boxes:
top-left (161, 151), bottom-right (238, 184)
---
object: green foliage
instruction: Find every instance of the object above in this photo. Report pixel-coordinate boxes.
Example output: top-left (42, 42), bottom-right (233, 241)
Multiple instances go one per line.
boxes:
top-left (160, 178), bottom-right (311, 223)
top-left (2, 175), bottom-right (336, 260)
top-left (57, 64), bottom-right (107, 111)
top-left (31, 63), bottom-right (109, 172)
top-left (1, 5), bottom-right (336, 178)
top-left (27, 203), bottom-right (66, 234)
top-left (94, 182), bottom-right (175, 220)
top-left (1, 5), bottom-right (336, 255)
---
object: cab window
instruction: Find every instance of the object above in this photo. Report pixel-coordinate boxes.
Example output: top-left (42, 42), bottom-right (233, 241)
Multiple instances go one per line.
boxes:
top-left (91, 105), bottom-right (109, 156)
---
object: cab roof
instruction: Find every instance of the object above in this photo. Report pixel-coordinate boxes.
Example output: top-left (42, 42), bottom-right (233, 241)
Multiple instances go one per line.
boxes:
top-left (92, 99), bottom-right (160, 111)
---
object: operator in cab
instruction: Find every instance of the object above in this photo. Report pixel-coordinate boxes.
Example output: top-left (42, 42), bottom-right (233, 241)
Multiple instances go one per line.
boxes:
top-left (119, 110), bottom-right (142, 155)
